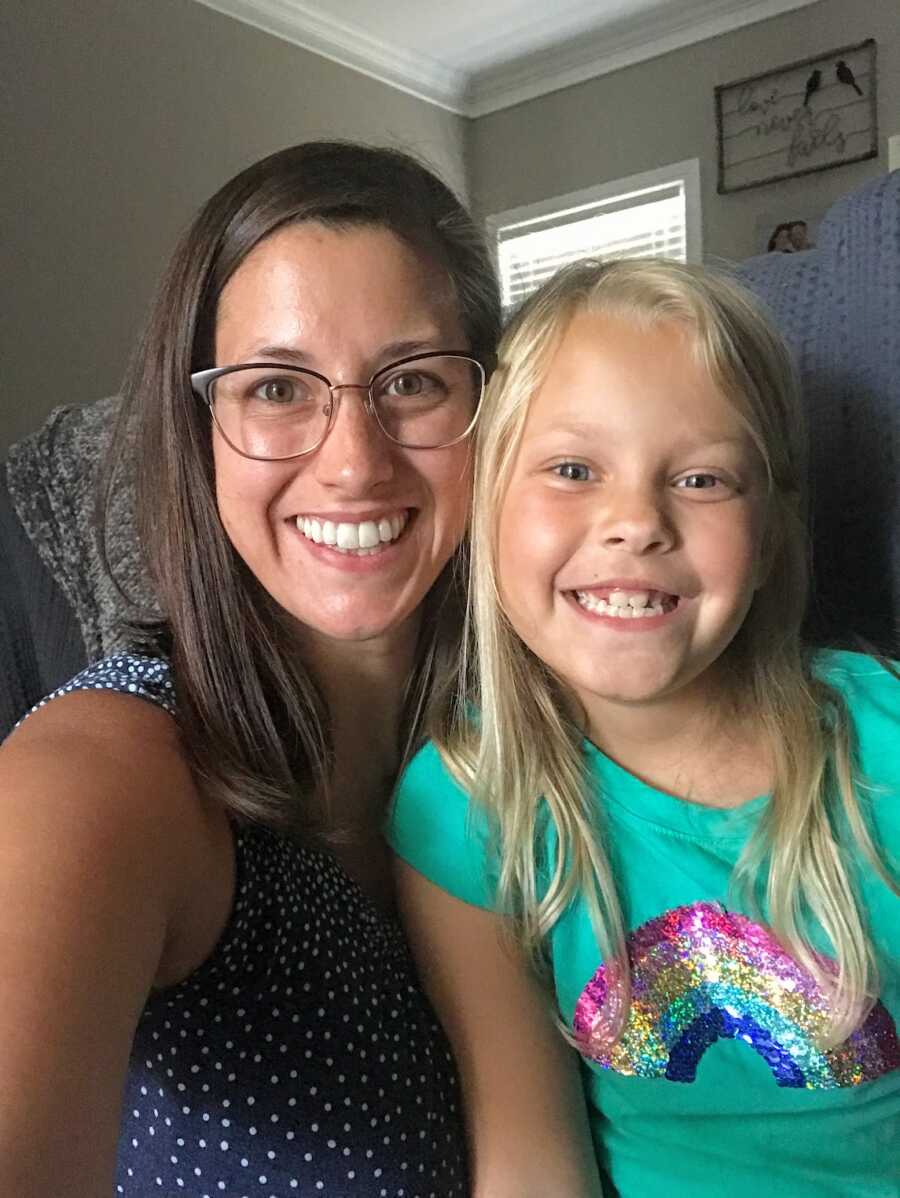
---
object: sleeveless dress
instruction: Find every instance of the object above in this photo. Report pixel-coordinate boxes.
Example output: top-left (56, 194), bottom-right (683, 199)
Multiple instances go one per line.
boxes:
top-left (34, 655), bottom-right (467, 1198)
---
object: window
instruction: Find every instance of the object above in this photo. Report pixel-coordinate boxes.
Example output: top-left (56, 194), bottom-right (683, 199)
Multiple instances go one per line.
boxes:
top-left (487, 160), bottom-right (702, 316)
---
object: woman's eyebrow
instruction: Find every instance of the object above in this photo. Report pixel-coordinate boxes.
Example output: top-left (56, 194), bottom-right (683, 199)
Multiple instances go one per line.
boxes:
top-left (239, 344), bottom-right (311, 364)
top-left (377, 336), bottom-right (455, 359)
top-left (234, 336), bottom-right (451, 366)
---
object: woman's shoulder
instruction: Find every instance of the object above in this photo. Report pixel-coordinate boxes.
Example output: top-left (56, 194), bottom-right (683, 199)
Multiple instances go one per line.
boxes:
top-left (6, 652), bottom-right (185, 806)
top-left (2, 651), bottom-right (230, 973)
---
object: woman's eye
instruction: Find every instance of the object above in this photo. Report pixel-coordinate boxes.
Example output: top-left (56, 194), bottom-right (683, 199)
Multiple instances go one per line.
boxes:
top-left (553, 462), bottom-right (591, 482)
top-left (385, 372), bottom-right (428, 398)
top-left (255, 378), bottom-right (298, 404)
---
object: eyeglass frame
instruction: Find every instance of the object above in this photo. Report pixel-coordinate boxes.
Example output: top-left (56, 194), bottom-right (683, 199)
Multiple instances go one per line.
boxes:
top-left (190, 350), bottom-right (486, 462)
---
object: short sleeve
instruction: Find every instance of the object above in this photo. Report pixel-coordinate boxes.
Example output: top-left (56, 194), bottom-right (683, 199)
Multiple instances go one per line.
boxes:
top-left (386, 739), bottom-right (498, 910)
top-left (814, 649), bottom-right (900, 862)
top-left (815, 650), bottom-right (899, 789)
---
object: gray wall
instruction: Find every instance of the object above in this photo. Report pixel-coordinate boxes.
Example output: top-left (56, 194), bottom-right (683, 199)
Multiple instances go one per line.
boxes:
top-left (468, 0), bottom-right (899, 265)
top-left (7, 0), bottom-right (899, 454)
top-left (3, 0), bottom-right (466, 453)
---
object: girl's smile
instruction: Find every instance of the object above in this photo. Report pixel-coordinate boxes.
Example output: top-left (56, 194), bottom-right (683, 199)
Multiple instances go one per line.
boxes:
top-left (497, 309), bottom-right (770, 731)
top-left (570, 580), bottom-right (682, 631)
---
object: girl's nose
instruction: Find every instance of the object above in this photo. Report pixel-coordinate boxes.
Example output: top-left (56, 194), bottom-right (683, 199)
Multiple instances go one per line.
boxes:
top-left (600, 486), bottom-right (675, 555)
top-left (312, 388), bottom-right (396, 492)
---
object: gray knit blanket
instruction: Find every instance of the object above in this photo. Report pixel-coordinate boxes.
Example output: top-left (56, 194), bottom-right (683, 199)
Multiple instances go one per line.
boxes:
top-left (5, 396), bottom-right (159, 659)
top-left (736, 169), bottom-right (899, 649)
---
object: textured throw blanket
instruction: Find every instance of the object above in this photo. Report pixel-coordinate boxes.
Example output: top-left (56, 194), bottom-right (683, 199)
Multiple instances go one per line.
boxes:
top-left (5, 397), bottom-right (159, 659)
top-left (736, 169), bottom-right (899, 649)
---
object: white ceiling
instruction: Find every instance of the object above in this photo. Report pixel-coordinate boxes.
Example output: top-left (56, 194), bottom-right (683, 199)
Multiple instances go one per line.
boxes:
top-left (195, 0), bottom-right (820, 116)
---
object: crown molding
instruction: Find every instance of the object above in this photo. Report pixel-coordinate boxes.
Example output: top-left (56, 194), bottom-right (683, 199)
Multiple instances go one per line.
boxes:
top-left (465, 0), bottom-right (821, 116)
top-left (193, 0), bottom-right (468, 113)
top-left (193, 0), bottom-right (821, 119)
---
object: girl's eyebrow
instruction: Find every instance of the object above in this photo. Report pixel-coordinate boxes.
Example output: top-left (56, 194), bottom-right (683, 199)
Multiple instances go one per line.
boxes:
top-left (528, 420), bottom-right (603, 440)
top-left (528, 424), bottom-right (755, 454)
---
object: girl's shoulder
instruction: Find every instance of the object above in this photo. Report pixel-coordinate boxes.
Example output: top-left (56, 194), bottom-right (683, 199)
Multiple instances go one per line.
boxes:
top-left (814, 649), bottom-right (899, 836)
top-left (387, 739), bottom-right (498, 910)
top-left (813, 646), bottom-right (899, 694)
top-left (813, 648), bottom-right (898, 754)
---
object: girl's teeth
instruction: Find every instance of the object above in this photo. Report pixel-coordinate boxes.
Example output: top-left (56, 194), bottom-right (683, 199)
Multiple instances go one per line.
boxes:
top-left (609, 589), bottom-right (650, 609)
top-left (322, 520), bottom-right (337, 545)
top-left (575, 590), bottom-right (672, 618)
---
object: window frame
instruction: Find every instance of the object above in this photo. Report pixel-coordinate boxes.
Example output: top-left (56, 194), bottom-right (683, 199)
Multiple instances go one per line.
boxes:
top-left (485, 158), bottom-right (703, 312)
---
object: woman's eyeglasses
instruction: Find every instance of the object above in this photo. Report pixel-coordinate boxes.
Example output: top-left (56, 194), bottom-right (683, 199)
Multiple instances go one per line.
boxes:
top-left (191, 352), bottom-right (485, 460)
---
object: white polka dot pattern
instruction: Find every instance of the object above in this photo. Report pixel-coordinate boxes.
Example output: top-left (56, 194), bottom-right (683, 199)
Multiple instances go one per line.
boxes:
top-left (33, 656), bottom-right (468, 1197)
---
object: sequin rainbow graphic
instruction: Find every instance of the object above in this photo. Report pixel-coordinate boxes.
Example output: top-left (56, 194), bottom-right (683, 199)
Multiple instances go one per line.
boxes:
top-left (572, 901), bottom-right (900, 1089)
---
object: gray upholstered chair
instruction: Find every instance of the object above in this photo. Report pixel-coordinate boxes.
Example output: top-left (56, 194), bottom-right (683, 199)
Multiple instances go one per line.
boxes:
top-left (1, 397), bottom-right (157, 739)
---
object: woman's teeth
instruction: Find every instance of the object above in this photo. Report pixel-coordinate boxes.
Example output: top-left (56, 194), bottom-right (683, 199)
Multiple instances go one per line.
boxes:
top-left (574, 589), bottom-right (677, 618)
top-left (296, 511), bottom-right (408, 554)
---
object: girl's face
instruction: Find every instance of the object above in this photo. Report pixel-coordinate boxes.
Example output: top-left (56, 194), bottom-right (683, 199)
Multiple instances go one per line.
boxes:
top-left (212, 221), bottom-right (473, 650)
top-left (496, 310), bottom-right (770, 733)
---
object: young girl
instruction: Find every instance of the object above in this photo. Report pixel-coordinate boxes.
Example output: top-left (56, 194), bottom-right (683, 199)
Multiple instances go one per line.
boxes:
top-left (387, 259), bottom-right (900, 1198)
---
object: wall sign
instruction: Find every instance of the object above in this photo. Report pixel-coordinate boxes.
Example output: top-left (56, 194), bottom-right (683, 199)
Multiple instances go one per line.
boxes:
top-left (715, 39), bottom-right (877, 194)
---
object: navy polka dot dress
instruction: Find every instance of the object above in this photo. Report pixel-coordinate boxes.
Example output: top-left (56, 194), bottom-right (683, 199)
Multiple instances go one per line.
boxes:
top-left (38, 656), bottom-right (468, 1198)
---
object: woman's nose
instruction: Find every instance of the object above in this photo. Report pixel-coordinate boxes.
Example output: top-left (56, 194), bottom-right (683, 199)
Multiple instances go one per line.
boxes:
top-left (312, 388), bottom-right (396, 491)
top-left (600, 485), bottom-right (675, 555)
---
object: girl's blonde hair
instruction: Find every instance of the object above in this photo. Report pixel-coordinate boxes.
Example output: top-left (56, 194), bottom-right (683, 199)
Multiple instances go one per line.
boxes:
top-left (438, 257), bottom-right (896, 1046)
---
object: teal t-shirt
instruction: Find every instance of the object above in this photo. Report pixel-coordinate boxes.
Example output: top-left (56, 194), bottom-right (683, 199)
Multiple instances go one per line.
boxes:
top-left (387, 651), bottom-right (900, 1197)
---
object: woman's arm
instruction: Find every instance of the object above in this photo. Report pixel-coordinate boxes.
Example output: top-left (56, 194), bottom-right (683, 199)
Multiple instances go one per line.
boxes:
top-left (0, 690), bottom-right (232, 1196)
top-left (395, 859), bottom-right (604, 1198)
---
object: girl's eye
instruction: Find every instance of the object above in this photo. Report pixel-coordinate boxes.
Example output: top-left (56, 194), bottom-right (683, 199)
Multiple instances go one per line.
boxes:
top-left (674, 473), bottom-right (731, 494)
top-left (553, 462), bottom-right (592, 482)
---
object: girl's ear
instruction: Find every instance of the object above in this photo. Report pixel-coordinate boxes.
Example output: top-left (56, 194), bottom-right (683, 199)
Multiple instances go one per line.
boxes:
top-left (754, 522), bottom-right (779, 592)
top-left (754, 489), bottom-right (799, 591)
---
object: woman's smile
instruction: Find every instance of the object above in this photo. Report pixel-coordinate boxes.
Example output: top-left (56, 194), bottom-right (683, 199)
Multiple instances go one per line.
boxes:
top-left (213, 221), bottom-right (473, 643)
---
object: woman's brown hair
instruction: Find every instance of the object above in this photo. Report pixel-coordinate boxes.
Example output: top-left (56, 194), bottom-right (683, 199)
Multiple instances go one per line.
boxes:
top-left (103, 141), bottom-right (501, 834)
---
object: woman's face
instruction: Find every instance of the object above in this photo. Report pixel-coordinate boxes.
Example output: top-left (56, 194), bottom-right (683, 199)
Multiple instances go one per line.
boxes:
top-left (212, 221), bottom-right (473, 648)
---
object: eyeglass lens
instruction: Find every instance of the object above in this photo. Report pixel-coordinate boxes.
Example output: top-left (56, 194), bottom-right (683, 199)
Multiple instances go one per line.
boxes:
top-left (208, 355), bottom-right (483, 459)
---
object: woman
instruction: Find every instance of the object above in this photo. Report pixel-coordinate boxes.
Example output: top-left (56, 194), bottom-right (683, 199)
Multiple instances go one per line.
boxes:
top-left (0, 142), bottom-right (500, 1196)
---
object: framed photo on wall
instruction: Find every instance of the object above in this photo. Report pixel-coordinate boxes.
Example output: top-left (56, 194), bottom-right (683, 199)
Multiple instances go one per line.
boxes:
top-left (715, 39), bottom-right (877, 194)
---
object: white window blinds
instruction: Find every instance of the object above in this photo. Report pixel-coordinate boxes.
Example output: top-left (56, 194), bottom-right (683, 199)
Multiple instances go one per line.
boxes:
top-left (489, 161), bottom-right (700, 316)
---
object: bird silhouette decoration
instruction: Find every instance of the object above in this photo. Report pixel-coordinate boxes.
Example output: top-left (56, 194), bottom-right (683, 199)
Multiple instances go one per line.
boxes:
top-left (803, 68), bottom-right (822, 106)
top-left (836, 60), bottom-right (864, 96)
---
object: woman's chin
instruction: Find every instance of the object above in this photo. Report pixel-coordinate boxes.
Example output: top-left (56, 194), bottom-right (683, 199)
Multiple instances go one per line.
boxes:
top-left (282, 597), bottom-right (423, 651)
